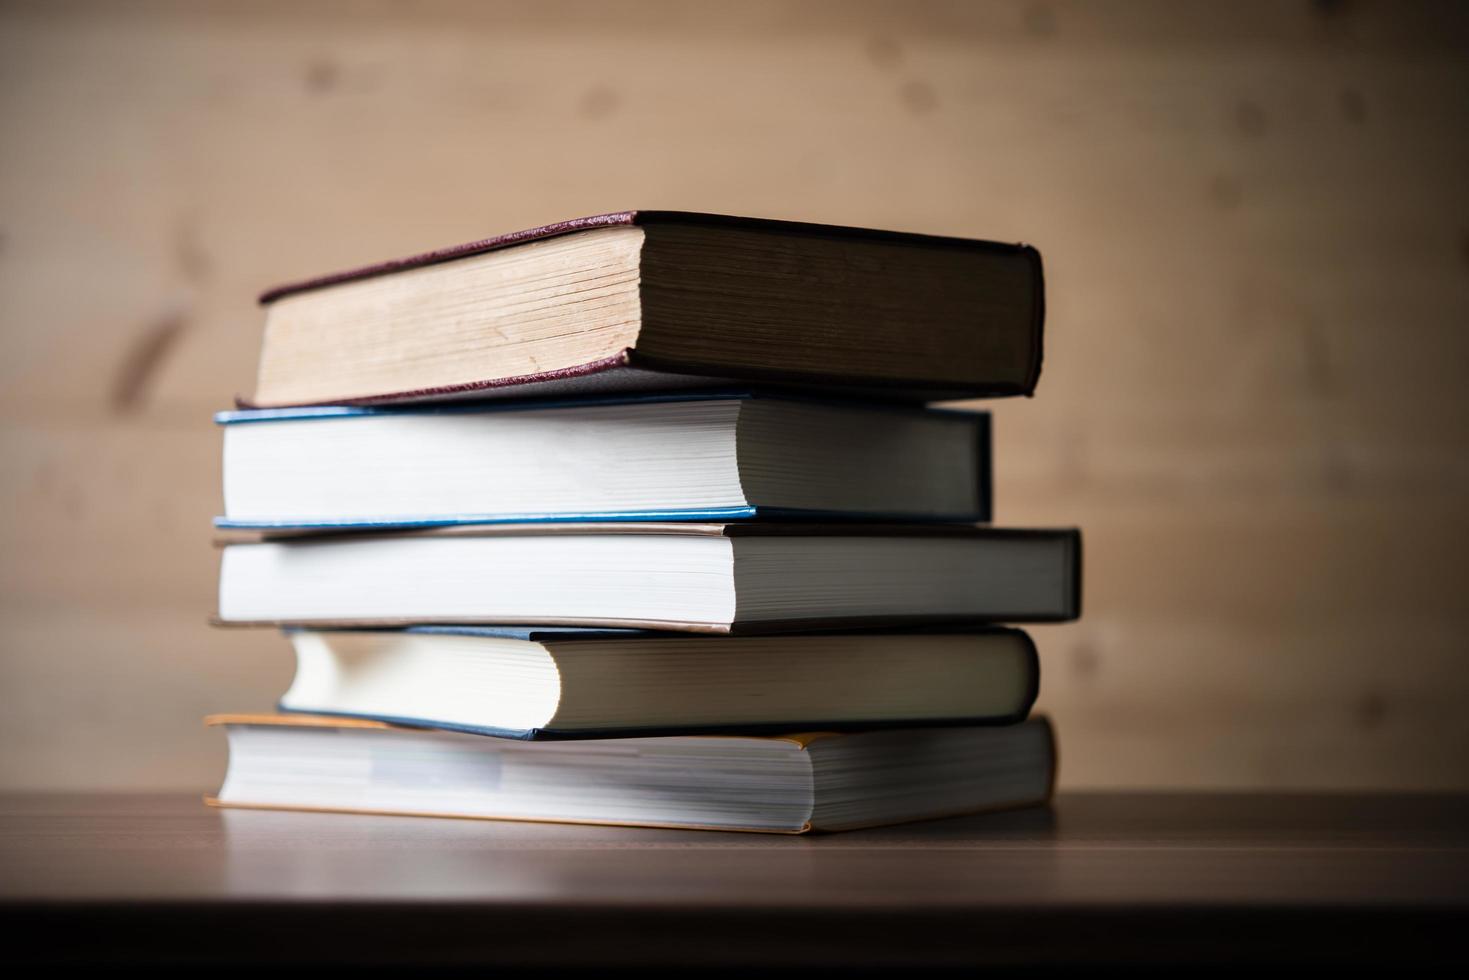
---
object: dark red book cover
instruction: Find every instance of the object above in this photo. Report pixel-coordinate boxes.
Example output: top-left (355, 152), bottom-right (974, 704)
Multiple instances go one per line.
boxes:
top-left (249, 211), bottom-right (1045, 407)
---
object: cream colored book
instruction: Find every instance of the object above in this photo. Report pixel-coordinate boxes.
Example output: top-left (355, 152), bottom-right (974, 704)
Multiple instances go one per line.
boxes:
top-left (270, 626), bottom-right (1039, 738)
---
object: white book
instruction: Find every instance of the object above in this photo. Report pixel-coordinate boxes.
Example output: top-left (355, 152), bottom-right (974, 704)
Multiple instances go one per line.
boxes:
top-left (275, 627), bottom-right (1040, 737)
top-left (209, 714), bottom-right (1056, 834)
top-left (216, 523), bottom-right (1082, 631)
top-left (216, 396), bottom-right (990, 530)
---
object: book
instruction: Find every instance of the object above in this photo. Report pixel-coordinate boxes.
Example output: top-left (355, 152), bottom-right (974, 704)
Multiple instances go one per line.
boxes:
top-left (275, 626), bottom-right (1039, 738)
top-left (248, 211), bottom-right (1044, 408)
top-left (207, 713), bottom-right (1056, 833)
top-left (216, 523), bottom-right (1082, 631)
top-left (217, 395), bottom-right (991, 530)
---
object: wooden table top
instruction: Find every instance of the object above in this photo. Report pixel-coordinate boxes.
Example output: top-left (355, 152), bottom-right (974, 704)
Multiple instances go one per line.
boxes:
top-left (4, 792), bottom-right (1466, 968)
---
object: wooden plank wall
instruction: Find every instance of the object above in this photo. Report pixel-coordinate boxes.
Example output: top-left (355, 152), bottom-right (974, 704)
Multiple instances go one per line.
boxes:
top-left (2, 0), bottom-right (1466, 791)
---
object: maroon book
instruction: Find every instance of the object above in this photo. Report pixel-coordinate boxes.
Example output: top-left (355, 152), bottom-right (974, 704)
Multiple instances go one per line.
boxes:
top-left (248, 211), bottom-right (1044, 408)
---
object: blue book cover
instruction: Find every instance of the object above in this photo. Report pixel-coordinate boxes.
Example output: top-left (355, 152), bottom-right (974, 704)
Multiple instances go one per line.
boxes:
top-left (216, 392), bottom-right (992, 530)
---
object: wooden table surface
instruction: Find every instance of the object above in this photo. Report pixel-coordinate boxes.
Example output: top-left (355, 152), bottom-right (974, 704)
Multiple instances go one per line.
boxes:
top-left (4, 792), bottom-right (1466, 968)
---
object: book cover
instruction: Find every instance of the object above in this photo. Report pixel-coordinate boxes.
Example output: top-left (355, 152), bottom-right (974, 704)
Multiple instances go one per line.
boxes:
top-left (269, 625), bottom-right (1041, 740)
top-left (246, 211), bottom-right (1045, 407)
top-left (214, 392), bottom-right (993, 530)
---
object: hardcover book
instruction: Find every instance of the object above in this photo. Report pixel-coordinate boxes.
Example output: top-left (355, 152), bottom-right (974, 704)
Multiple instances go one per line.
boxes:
top-left (216, 523), bottom-right (1083, 631)
top-left (275, 626), bottom-right (1039, 738)
top-left (208, 713), bottom-right (1056, 834)
top-left (248, 211), bottom-right (1044, 407)
top-left (217, 394), bottom-right (991, 530)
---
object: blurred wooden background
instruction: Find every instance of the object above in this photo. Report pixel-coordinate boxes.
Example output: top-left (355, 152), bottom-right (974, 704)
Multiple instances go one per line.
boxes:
top-left (2, 0), bottom-right (1467, 791)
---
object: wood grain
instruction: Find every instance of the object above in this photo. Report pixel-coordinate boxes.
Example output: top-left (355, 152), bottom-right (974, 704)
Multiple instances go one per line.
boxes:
top-left (1, 1), bottom-right (1467, 790)
top-left (1, 792), bottom-right (1466, 966)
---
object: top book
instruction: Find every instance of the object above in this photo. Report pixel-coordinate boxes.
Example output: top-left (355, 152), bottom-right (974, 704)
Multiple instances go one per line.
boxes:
top-left (248, 211), bottom-right (1045, 408)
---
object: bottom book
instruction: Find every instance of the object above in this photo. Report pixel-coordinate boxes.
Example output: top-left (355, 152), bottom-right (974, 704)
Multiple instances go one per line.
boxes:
top-left (207, 714), bottom-right (1055, 834)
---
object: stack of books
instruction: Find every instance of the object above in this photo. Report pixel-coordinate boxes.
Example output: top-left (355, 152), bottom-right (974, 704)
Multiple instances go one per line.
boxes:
top-left (208, 211), bottom-right (1080, 834)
